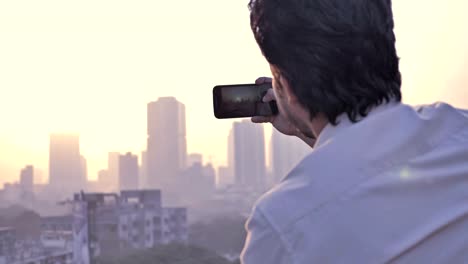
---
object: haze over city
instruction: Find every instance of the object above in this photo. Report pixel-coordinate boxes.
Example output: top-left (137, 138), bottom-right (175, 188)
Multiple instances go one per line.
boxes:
top-left (1, 1), bottom-right (468, 263)
top-left (1, 0), bottom-right (468, 186)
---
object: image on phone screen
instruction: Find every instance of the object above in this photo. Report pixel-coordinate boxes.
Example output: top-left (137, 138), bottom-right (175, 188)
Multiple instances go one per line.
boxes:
top-left (213, 84), bottom-right (278, 119)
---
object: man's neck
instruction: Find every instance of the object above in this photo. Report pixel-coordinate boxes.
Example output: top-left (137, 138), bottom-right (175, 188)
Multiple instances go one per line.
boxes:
top-left (310, 113), bottom-right (329, 139)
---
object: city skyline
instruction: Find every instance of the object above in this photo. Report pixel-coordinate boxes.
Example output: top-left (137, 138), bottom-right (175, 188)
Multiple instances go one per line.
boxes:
top-left (0, 92), bottom-right (277, 197)
top-left (1, 0), bottom-right (468, 186)
top-left (0, 95), bottom-right (271, 194)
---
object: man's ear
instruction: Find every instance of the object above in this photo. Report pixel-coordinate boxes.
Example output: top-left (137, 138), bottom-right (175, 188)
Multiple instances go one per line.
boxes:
top-left (269, 64), bottom-right (298, 103)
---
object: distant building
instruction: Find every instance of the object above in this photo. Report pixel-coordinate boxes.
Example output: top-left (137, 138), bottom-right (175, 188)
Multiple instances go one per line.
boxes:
top-left (20, 165), bottom-right (34, 193)
top-left (0, 227), bottom-right (16, 264)
top-left (12, 236), bottom-right (73, 264)
top-left (140, 151), bottom-right (147, 189)
top-left (179, 163), bottom-right (216, 204)
top-left (97, 170), bottom-right (108, 191)
top-left (216, 166), bottom-right (234, 189)
top-left (147, 97), bottom-right (187, 192)
top-left (187, 153), bottom-right (203, 167)
top-left (41, 215), bottom-right (73, 232)
top-left (270, 129), bottom-right (311, 185)
top-left (232, 120), bottom-right (266, 191)
top-left (215, 128), bottom-right (236, 189)
top-left (203, 164), bottom-right (216, 194)
top-left (49, 134), bottom-right (84, 195)
top-left (1, 217), bottom-right (73, 264)
top-left (34, 168), bottom-right (44, 185)
top-left (13, 251), bottom-right (73, 264)
top-left (2, 183), bottom-right (21, 202)
top-left (80, 156), bottom-right (88, 183)
top-left (72, 190), bottom-right (188, 259)
top-left (86, 180), bottom-right (100, 192)
top-left (228, 128), bottom-right (235, 173)
top-left (119, 153), bottom-right (139, 191)
top-left (107, 152), bottom-right (120, 192)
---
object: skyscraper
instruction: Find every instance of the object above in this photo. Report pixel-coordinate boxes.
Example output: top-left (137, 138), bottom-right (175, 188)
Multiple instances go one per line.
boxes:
top-left (217, 130), bottom-right (236, 189)
top-left (20, 165), bottom-right (34, 193)
top-left (97, 169), bottom-right (108, 190)
top-left (80, 155), bottom-right (88, 183)
top-left (49, 134), bottom-right (84, 194)
top-left (232, 120), bottom-right (266, 191)
top-left (34, 168), bottom-right (44, 185)
top-left (107, 152), bottom-right (120, 192)
top-left (147, 97), bottom-right (187, 191)
top-left (119, 152), bottom-right (139, 191)
top-left (140, 151), bottom-right (147, 189)
top-left (227, 128), bottom-right (235, 180)
top-left (270, 129), bottom-right (311, 184)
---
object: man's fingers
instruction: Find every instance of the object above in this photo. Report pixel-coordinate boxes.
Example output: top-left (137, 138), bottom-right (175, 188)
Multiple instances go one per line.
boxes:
top-left (262, 88), bottom-right (276, 103)
top-left (251, 116), bottom-right (273, 123)
top-left (255, 77), bottom-right (272, 85)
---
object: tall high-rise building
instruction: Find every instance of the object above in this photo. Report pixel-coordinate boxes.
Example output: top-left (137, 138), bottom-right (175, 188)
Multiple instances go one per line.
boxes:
top-left (97, 169), bottom-right (108, 190)
top-left (20, 165), bottom-right (34, 193)
top-left (119, 152), bottom-right (139, 191)
top-left (270, 129), bottom-right (311, 185)
top-left (147, 97), bottom-right (187, 190)
top-left (228, 128), bottom-right (235, 170)
top-left (232, 120), bottom-right (266, 191)
top-left (80, 155), bottom-right (88, 183)
top-left (224, 128), bottom-right (236, 187)
top-left (140, 151), bottom-right (147, 189)
top-left (106, 152), bottom-right (120, 192)
top-left (34, 168), bottom-right (44, 185)
top-left (49, 134), bottom-right (84, 194)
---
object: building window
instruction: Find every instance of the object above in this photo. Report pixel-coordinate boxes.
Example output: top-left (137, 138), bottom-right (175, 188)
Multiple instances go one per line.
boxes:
top-left (154, 233), bottom-right (161, 241)
top-left (153, 216), bottom-right (161, 224)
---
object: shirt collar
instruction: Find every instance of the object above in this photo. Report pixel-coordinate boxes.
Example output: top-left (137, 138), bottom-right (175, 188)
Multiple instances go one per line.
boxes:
top-left (314, 101), bottom-right (401, 148)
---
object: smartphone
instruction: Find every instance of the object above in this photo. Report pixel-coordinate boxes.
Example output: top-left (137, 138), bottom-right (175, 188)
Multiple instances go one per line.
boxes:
top-left (213, 83), bottom-right (279, 119)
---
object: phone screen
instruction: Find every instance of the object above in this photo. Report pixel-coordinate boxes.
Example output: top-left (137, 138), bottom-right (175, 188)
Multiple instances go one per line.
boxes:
top-left (213, 83), bottom-right (279, 119)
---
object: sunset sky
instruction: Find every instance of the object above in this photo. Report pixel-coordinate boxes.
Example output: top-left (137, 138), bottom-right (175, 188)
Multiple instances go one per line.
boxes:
top-left (0, 0), bottom-right (467, 185)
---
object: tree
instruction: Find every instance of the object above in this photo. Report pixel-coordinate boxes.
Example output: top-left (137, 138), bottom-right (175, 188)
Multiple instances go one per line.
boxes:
top-left (0, 204), bottom-right (41, 239)
top-left (189, 215), bottom-right (247, 257)
top-left (95, 243), bottom-right (237, 264)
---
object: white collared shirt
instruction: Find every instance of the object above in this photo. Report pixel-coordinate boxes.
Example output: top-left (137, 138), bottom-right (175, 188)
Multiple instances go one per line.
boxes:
top-left (241, 102), bottom-right (468, 264)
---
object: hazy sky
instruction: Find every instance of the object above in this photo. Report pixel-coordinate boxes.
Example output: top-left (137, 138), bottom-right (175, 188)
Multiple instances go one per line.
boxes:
top-left (1, 0), bottom-right (467, 185)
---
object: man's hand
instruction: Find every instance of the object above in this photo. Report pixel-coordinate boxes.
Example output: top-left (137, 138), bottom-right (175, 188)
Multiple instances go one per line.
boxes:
top-left (251, 77), bottom-right (299, 137)
top-left (251, 77), bottom-right (316, 148)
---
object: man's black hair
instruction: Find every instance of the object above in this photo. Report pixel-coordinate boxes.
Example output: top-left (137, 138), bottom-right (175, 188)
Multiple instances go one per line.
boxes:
top-left (249, 0), bottom-right (402, 124)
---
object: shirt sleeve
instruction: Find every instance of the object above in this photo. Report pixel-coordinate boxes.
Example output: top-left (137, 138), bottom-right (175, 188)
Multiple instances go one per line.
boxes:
top-left (240, 207), bottom-right (293, 264)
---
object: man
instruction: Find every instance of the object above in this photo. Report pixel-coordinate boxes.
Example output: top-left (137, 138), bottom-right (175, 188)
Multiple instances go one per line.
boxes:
top-left (241, 0), bottom-right (468, 263)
